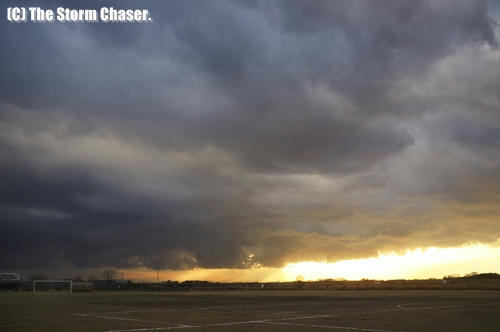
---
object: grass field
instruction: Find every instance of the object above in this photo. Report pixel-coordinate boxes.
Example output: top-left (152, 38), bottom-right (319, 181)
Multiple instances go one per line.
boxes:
top-left (1, 290), bottom-right (500, 331)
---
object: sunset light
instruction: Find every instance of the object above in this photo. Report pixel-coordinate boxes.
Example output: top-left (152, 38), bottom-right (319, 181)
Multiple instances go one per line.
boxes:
top-left (282, 242), bottom-right (500, 281)
top-left (116, 242), bottom-right (500, 283)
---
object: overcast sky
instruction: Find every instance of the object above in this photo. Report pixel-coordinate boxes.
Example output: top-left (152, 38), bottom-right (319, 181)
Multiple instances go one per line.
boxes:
top-left (1, 0), bottom-right (499, 276)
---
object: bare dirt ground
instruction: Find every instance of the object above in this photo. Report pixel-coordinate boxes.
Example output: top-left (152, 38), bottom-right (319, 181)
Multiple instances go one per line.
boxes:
top-left (1, 290), bottom-right (500, 331)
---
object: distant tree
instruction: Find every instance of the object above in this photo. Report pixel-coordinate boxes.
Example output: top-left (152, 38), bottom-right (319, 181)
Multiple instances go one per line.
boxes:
top-left (465, 272), bottom-right (478, 278)
top-left (296, 275), bottom-right (305, 282)
top-left (29, 272), bottom-right (48, 281)
top-left (87, 275), bottom-right (97, 282)
top-left (73, 275), bottom-right (84, 282)
top-left (465, 273), bottom-right (500, 279)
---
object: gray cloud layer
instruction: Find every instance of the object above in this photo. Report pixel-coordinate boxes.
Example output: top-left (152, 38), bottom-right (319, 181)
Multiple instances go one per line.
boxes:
top-left (1, 0), bottom-right (499, 272)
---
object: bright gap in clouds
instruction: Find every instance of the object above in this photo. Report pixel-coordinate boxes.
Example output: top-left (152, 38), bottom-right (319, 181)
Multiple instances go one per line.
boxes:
top-left (282, 242), bottom-right (500, 281)
top-left (121, 242), bottom-right (500, 282)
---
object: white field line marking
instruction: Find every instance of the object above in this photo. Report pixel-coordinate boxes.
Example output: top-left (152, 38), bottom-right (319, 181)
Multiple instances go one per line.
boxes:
top-left (359, 301), bottom-right (500, 317)
top-left (75, 313), bottom-right (144, 322)
top-left (105, 326), bottom-right (199, 331)
top-left (397, 302), bottom-right (500, 311)
top-left (197, 300), bottom-right (344, 311)
top-left (396, 303), bottom-right (416, 310)
top-left (274, 314), bottom-right (338, 321)
top-left (75, 312), bottom-right (177, 326)
top-left (103, 314), bottom-right (340, 331)
top-left (102, 301), bottom-right (500, 332)
top-left (262, 321), bottom-right (402, 332)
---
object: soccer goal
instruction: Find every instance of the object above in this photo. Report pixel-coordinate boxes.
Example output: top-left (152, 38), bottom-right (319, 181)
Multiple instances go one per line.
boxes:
top-left (32, 280), bottom-right (72, 294)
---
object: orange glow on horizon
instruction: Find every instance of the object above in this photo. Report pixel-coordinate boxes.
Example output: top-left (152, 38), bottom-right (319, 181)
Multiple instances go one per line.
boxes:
top-left (118, 242), bottom-right (500, 283)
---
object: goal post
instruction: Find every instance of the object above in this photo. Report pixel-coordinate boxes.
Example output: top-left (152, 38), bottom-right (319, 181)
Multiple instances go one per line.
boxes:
top-left (32, 280), bottom-right (72, 294)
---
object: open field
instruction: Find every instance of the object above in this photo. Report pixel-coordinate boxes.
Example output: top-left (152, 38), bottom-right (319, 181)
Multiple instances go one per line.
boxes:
top-left (1, 290), bottom-right (500, 331)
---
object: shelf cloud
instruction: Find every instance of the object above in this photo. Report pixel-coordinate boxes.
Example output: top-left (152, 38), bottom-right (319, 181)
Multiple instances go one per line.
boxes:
top-left (1, 0), bottom-right (499, 273)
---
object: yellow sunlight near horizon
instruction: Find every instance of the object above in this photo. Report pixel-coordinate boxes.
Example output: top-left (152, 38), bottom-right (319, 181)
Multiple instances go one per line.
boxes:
top-left (282, 243), bottom-right (500, 281)
top-left (119, 242), bottom-right (500, 282)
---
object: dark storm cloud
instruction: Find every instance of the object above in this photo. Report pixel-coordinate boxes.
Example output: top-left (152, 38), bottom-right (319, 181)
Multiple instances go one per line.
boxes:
top-left (0, 0), bottom-right (499, 273)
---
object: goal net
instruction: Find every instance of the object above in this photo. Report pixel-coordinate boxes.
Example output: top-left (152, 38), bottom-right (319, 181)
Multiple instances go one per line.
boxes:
top-left (32, 280), bottom-right (72, 294)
